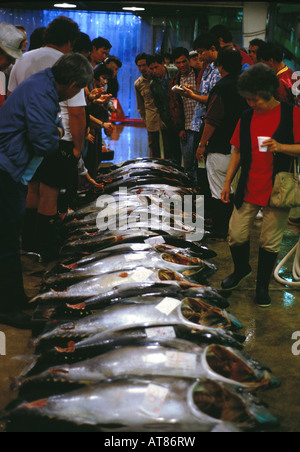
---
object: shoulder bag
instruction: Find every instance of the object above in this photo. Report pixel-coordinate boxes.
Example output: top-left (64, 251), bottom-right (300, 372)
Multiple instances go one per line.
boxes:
top-left (270, 158), bottom-right (300, 209)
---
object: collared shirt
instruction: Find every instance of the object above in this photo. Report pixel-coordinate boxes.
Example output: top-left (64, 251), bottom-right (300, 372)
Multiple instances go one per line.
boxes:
top-left (134, 75), bottom-right (164, 132)
top-left (180, 70), bottom-right (197, 130)
top-left (276, 65), bottom-right (295, 103)
top-left (191, 62), bottom-right (221, 132)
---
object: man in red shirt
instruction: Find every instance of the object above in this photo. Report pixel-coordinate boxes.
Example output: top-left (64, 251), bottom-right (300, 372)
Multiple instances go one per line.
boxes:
top-left (257, 42), bottom-right (295, 104)
top-left (210, 24), bottom-right (253, 71)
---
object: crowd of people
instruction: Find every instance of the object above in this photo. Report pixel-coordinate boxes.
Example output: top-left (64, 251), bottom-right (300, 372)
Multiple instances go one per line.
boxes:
top-left (0, 16), bottom-right (299, 328)
top-left (135, 26), bottom-right (299, 235)
top-left (0, 16), bottom-right (123, 328)
top-left (134, 25), bottom-right (300, 308)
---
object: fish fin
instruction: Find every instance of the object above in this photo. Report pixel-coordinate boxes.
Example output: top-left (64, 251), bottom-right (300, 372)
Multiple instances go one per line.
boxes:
top-left (28, 294), bottom-right (40, 304)
top-left (66, 302), bottom-right (86, 310)
top-left (12, 355), bottom-right (40, 377)
top-left (21, 399), bottom-right (48, 410)
top-left (55, 341), bottom-right (76, 353)
top-left (62, 263), bottom-right (78, 270)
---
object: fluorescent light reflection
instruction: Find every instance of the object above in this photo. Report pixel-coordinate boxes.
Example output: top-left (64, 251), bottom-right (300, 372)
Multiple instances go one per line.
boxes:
top-left (122, 7), bottom-right (146, 12)
top-left (54, 3), bottom-right (78, 8)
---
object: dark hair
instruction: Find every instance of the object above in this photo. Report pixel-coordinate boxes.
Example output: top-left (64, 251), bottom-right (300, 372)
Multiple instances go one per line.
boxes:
top-left (163, 52), bottom-right (172, 62)
top-left (249, 38), bottom-right (265, 48)
top-left (51, 52), bottom-right (93, 88)
top-left (135, 52), bottom-right (149, 65)
top-left (172, 47), bottom-right (189, 62)
top-left (216, 45), bottom-right (242, 75)
top-left (28, 27), bottom-right (46, 51)
top-left (73, 32), bottom-right (92, 54)
top-left (44, 16), bottom-right (80, 47)
top-left (146, 54), bottom-right (163, 66)
top-left (237, 62), bottom-right (280, 101)
top-left (94, 64), bottom-right (114, 80)
top-left (92, 36), bottom-right (112, 50)
top-left (210, 24), bottom-right (233, 44)
top-left (15, 25), bottom-right (26, 32)
top-left (105, 55), bottom-right (122, 68)
top-left (256, 42), bottom-right (283, 63)
top-left (193, 32), bottom-right (220, 52)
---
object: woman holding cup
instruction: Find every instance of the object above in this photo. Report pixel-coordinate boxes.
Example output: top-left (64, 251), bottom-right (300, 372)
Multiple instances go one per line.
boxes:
top-left (221, 63), bottom-right (300, 307)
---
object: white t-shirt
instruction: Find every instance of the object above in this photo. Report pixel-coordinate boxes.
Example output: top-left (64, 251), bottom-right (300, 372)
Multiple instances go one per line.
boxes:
top-left (8, 45), bottom-right (86, 141)
top-left (8, 47), bottom-right (64, 91)
top-left (60, 89), bottom-right (87, 142)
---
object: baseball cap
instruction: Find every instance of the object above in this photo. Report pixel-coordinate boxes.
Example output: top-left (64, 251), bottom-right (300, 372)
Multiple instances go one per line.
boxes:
top-left (0, 22), bottom-right (24, 59)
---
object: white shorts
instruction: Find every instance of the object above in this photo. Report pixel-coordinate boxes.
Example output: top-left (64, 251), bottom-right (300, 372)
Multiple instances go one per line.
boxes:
top-left (206, 153), bottom-right (233, 200)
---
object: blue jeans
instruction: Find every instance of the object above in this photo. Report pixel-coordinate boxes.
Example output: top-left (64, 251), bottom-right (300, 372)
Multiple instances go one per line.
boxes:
top-left (0, 170), bottom-right (27, 261)
top-left (180, 130), bottom-right (200, 187)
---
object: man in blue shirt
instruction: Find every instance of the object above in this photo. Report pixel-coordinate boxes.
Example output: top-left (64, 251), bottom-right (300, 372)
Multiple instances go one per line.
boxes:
top-left (0, 53), bottom-right (93, 329)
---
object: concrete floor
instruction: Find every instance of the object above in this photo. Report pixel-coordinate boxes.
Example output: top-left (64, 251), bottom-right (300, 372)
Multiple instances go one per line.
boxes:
top-left (0, 125), bottom-right (299, 432)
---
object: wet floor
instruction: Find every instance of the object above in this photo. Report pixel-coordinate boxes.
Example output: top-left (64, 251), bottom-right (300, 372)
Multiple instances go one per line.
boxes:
top-left (0, 124), bottom-right (299, 432)
top-left (104, 122), bottom-right (149, 164)
top-left (208, 220), bottom-right (300, 432)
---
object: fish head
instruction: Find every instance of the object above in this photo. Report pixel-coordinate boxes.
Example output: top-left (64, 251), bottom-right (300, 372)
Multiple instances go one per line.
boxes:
top-left (188, 379), bottom-right (279, 429)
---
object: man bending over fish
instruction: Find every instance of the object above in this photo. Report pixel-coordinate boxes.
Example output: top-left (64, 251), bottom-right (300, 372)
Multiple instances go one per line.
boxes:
top-left (0, 52), bottom-right (93, 329)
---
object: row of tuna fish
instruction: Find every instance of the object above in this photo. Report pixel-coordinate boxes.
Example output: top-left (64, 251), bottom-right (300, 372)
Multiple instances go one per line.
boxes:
top-left (2, 158), bottom-right (280, 432)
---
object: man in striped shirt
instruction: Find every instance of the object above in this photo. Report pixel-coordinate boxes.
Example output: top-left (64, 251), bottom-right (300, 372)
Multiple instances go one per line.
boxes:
top-left (169, 47), bottom-right (199, 186)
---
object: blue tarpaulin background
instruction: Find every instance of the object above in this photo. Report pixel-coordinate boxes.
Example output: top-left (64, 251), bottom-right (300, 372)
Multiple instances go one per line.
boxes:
top-left (0, 7), bottom-right (244, 118)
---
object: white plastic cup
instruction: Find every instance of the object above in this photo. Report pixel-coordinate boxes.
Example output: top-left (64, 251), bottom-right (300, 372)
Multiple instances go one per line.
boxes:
top-left (258, 136), bottom-right (271, 152)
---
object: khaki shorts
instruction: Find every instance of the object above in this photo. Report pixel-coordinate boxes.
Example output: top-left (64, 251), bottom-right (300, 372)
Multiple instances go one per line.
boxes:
top-left (229, 202), bottom-right (291, 253)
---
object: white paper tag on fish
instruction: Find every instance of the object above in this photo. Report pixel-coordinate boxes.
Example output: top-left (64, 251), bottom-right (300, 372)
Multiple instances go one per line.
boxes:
top-left (165, 351), bottom-right (197, 371)
top-left (131, 268), bottom-right (154, 282)
top-left (146, 326), bottom-right (176, 339)
top-left (140, 384), bottom-right (169, 418)
top-left (144, 236), bottom-right (165, 247)
top-left (155, 297), bottom-right (181, 316)
top-left (125, 253), bottom-right (147, 262)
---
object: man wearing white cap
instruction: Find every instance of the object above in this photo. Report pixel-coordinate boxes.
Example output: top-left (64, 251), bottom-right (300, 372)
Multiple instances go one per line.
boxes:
top-left (0, 22), bottom-right (24, 106)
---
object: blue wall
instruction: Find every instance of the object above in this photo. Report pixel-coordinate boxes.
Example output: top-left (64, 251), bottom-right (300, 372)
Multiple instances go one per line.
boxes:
top-left (0, 8), bottom-right (154, 119)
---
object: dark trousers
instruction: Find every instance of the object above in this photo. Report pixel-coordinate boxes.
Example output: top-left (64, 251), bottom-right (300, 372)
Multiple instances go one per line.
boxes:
top-left (0, 170), bottom-right (27, 312)
top-left (0, 170), bottom-right (27, 262)
top-left (162, 127), bottom-right (182, 167)
top-left (148, 128), bottom-right (182, 166)
top-left (147, 131), bottom-right (161, 158)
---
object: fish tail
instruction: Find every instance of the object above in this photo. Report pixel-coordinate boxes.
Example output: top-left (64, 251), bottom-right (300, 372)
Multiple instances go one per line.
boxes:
top-left (12, 354), bottom-right (40, 377)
